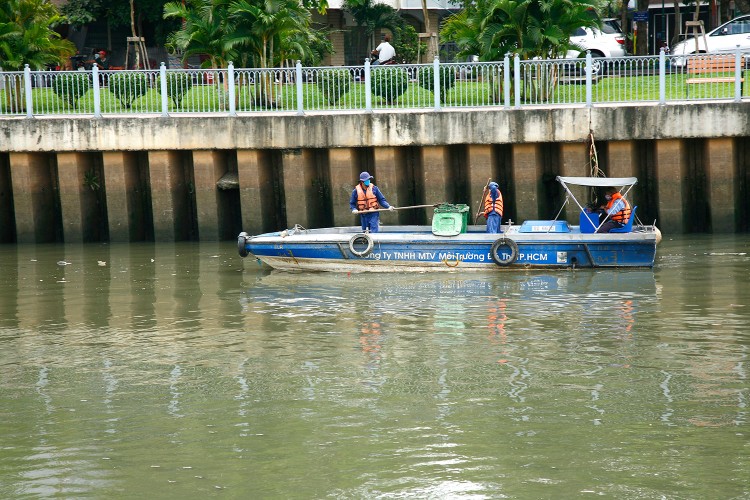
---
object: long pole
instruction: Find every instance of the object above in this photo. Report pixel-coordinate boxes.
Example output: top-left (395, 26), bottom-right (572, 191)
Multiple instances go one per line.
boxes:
top-left (474, 178), bottom-right (491, 224)
top-left (354, 203), bottom-right (440, 214)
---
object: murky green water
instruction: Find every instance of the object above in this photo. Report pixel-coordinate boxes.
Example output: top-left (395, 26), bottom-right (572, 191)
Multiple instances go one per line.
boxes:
top-left (1, 236), bottom-right (748, 498)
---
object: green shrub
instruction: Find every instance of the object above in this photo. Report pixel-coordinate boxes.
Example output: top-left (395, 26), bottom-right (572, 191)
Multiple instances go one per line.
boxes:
top-left (52, 73), bottom-right (91, 108)
top-left (392, 24), bottom-right (425, 64)
top-left (157, 72), bottom-right (194, 108)
top-left (417, 65), bottom-right (457, 103)
top-left (317, 69), bottom-right (352, 104)
top-left (371, 67), bottom-right (409, 102)
top-left (108, 72), bottom-right (150, 109)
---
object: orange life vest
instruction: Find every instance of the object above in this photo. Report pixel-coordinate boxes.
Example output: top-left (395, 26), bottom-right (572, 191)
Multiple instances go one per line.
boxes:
top-left (356, 184), bottom-right (379, 211)
top-left (484, 190), bottom-right (504, 217)
top-left (606, 192), bottom-right (631, 224)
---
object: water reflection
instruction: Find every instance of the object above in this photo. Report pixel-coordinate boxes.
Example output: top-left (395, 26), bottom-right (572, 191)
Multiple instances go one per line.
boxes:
top-left (241, 270), bottom-right (662, 431)
top-left (1, 237), bottom-right (749, 498)
top-left (0, 242), bottom-right (246, 364)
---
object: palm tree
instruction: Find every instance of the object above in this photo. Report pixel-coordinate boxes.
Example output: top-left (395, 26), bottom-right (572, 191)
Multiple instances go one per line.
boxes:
top-left (277, 26), bottom-right (333, 66)
top-left (228, 0), bottom-right (312, 69)
top-left (0, 0), bottom-right (76, 111)
top-left (163, 0), bottom-right (237, 69)
top-left (226, 0), bottom-right (314, 107)
top-left (439, 0), bottom-right (492, 61)
top-left (443, 0), bottom-right (599, 61)
top-left (343, 0), bottom-right (403, 58)
top-left (0, 0), bottom-right (76, 70)
top-left (441, 0), bottom-right (599, 101)
top-left (164, 0), bottom-right (328, 108)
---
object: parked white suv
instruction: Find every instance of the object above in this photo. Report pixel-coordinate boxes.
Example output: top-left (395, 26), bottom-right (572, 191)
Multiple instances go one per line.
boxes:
top-left (566, 21), bottom-right (627, 74)
top-left (671, 14), bottom-right (750, 63)
top-left (568, 24), bottom-right (627, 59)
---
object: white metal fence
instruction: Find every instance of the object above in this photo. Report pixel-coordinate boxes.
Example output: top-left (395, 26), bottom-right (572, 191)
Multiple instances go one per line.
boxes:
top-left (1, 48), bottom-right (748, 118)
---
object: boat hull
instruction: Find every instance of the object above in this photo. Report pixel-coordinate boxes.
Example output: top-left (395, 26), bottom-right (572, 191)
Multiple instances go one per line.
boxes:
top-left (239, 224), bottom-right (659, 272)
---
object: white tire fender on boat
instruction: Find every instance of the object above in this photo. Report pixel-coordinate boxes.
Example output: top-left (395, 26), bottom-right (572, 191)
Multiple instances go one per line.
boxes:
top-left (349, 233), bottom-right (374, 258)
top-left (490, 237), bottom-right (518, 266)
top-left (238, 232), bottom-right (249, 257)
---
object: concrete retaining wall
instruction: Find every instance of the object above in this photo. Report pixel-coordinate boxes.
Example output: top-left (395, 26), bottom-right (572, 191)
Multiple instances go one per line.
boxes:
top-left (1, 103), bottom-right (749, 243)
top-left (3, 104), bottom-right (750, 152)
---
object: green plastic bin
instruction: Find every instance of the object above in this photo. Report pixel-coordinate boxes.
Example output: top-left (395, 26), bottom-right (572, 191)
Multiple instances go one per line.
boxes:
top-left (432, 203), bottom-right (470, 236)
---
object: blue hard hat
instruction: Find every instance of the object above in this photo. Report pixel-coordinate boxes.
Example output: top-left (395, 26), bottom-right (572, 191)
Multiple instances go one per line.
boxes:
top-left (359, 171), bottom-right (373, 182)
top-left (489, 181), bottom-right (499, 189)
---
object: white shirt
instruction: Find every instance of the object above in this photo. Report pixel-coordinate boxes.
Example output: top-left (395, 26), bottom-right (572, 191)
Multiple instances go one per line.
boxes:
top-left (375, 41), bottom-right (395, 63)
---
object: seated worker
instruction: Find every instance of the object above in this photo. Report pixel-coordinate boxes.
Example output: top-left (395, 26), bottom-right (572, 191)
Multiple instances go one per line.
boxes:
top-left (371, 34), bottom-right (395, 65)
top-left (483, 181), bottom-right (504, 233)
top-left (588, 186), bottom-right (631, 233)
top-left (93, 50), bottom-right (109, 70)
top-left (349, 171), bottom-right (393, 233)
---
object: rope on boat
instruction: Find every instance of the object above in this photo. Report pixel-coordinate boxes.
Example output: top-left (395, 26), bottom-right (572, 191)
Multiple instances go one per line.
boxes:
top-left (586, 131), bottom-right (607, 206)
top-left (442, 257), bottom-right (460, 267)
top-left (581, 243), bottom-right (597, 267)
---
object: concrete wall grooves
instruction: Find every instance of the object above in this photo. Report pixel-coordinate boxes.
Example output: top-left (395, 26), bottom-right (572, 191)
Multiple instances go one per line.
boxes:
top-left (0, 153), bottom-right (15, 242)
top-left (1, 138), bottom-right (750, 243)
top-left (7, 152), bottom-right (63, 243)
top-left (685, 139), bottom-right (710, 233)
top-left (739, 141), bottom-right (750, 233)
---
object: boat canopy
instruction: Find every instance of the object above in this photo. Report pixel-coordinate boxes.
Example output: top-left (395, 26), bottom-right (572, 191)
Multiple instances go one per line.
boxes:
top-left (556, 176), bottom-right (638, 188)
top-left (556, 176), bottom-right (638, 231)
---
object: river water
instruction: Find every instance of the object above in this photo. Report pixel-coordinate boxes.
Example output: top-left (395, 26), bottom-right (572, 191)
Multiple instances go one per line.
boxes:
top-left (1, 236), bottom-right (748, 499)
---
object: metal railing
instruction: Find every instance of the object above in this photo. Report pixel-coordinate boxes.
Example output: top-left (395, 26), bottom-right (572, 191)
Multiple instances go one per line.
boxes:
top-left (1, 48), bottom-right (747, 118)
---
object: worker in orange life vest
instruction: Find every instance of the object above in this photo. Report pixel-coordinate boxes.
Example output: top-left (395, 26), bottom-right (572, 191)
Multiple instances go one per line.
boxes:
top-left (349, 171), bottom-right (393, 233)
top-left (483, 181), bottom-right (504, 233)
top-left (589, 186), bottom-right (631, 233)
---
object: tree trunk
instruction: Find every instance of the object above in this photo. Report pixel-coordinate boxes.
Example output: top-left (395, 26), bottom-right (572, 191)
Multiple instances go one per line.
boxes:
top-left (671, 0), bottom-right (683, 48)
top-left (254, 38), bottom-right (276, 108)
top-left (420, 0), bottom-right (436, 62)
top-left (621, 2), bottom-right (630, 53)
top-left (636, 0), bottom-right (650, 55)
top-left (129, 0), bottom-right (150, 69)
top-left (130, 0), bottom-right (139, 69)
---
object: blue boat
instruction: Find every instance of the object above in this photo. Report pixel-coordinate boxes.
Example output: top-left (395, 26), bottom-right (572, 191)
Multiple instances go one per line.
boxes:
top-left (238, 176), bottom-right (661, 272)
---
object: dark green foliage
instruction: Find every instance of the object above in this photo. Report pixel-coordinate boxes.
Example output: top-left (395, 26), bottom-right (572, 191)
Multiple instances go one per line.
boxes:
top-left (157, 72), bottom-right (193, 107)
top-left (417, 65), bottom-right (456, 102)
top-left (108, 72), bottom-right (149, 108)
top-left (60, 0), bottom-right (102, 27)
top-left (52, 73), bottom-right (91, 108)
top-left (343, 0), bottom-right (403, 39)
top-left (371, 67), bottom-right (408, 102)
top-left (83, 169), bottom-right (101, 191)
top-left (440, 0), bottom-right (600, 62)
top-left (63, 0), bottom-right (178, 45)
top-left (392, 24), bottom-right (425, 64)
top-left (1, 0), bottom-right (76, 71)
top-left (317, 69), bottom-right (352, 104)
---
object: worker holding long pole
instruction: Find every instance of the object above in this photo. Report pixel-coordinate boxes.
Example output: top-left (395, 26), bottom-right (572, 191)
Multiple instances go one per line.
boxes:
top-left (350, 171), bottom-right (393, 233)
